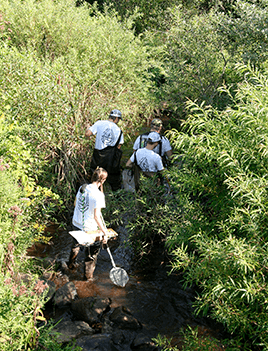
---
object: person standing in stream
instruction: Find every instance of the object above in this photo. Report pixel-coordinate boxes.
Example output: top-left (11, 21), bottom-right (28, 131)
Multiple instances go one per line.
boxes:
top-left (133, 118), bottom-right (172, 168)
top-left (126, 132), bottom-right (164, 190)
top-left (68, 167), bottom-right (109, 281)
top-left (85, 109), bottom-right (124, 191)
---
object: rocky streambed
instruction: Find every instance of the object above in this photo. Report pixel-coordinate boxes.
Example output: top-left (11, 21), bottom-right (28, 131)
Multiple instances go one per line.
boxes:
top-left (28, 223), bottom-right (228, 350)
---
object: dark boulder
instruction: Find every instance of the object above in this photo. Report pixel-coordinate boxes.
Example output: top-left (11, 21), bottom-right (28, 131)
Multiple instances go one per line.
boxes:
top-left (109, 306), bottom-right (141, 330)
top-left (71, 296), bottom-right (111, 325)
top-left (52, 320), bottom-right (94, 343)
top-left (53, 281), bottom-right (78, 308)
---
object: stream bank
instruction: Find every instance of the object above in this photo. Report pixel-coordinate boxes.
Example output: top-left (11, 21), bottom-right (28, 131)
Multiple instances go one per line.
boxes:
top-left (28, 223), bottom-right (229, 350)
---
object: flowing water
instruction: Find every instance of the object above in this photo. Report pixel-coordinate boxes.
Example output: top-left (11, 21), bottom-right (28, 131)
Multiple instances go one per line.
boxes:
top-left (28, 223), bottom-right (228, 349)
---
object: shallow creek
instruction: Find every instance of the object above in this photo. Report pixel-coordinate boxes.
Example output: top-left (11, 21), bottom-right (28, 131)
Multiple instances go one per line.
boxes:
top-left (28, 223), bottom-right (228, 349)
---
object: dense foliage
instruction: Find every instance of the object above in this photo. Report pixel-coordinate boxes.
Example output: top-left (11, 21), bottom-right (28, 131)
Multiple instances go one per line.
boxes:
top-left (164, 64), bottom-right (268, 349)
top-left (1, 0), bottom-right (268, 349)
top-left (0, 0), bottom-right (160, 212)
top-left (0, 114), bottom-right (73, 349)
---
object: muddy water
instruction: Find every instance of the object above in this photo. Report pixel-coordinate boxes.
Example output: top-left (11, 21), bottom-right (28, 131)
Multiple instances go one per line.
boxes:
top-left (28, 223), bottom-right (227, 349)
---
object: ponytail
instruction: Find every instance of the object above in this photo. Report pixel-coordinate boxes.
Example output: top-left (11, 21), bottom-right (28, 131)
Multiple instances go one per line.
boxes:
top-left (91, 167), bottom-right (108, 183)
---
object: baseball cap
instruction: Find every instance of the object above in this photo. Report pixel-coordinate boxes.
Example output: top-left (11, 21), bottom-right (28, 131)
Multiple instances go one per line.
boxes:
top-left (150, 118), bottom-right (163, 128)
top-left (147, 132), bottom-right (161, 143)
top-left (110, 109), bottom-right (122, 120)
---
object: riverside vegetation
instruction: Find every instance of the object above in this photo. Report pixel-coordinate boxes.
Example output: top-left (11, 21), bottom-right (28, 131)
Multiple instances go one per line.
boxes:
top-left (1, 0), bottom-right (268, 349)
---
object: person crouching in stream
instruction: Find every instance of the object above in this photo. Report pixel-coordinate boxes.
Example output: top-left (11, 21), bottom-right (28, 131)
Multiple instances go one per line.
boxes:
top-left (68, 167), bottom-right (109, 281)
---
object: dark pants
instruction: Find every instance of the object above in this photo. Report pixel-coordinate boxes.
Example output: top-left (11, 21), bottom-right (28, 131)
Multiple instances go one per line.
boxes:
top-left (106, 172), bottom-right (122, 191)
top-left (90, 148), bottom-right (122, 191)
top-left (68, 226), bottom-right (101, 280)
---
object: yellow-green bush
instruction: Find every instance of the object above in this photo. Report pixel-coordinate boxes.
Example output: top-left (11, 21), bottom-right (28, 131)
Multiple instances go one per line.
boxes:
top-left (165, 64), bottom-right (268, 349)
top-left (0, 0), bottom-right (161, 209)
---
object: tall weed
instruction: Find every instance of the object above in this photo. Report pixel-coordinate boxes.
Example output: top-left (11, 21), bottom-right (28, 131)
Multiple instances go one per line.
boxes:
top-left (0, 0), bottom-right (159, 209)
top-left (166, 64), bottom-right (268, 349)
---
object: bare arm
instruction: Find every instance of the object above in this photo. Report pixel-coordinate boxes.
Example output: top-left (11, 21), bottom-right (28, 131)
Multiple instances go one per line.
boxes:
top-left (166, 149), bottom-right (173, 158)
top-left (85, 127), bottom-right (93, 138)
top-left (126, 159), bottom-right (133, 168)
top-left (94, 208), bottom-right (108, 243)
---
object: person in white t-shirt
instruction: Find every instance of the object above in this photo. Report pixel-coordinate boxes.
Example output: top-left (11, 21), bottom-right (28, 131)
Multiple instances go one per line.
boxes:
top-left (133, 118), bottom-right (172, 167)
top-left (85, 109), bottom-right (124, 191)
top-left (68, 167), bottom-right (109, 280)
top-left (126, 132), bottom-right (164, 180)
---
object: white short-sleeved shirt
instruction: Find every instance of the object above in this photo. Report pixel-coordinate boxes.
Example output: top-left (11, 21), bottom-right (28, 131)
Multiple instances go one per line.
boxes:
top-left (72, 184), bottom-right (105, 231)
top-left (130, 148), bottom-right (164, 173)
top-left (89, 120), bottom-right (124, 150)
top-left (133, 134), bottom-right (171, 156)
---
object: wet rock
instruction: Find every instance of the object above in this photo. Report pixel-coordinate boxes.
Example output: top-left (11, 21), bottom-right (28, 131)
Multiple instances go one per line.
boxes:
top-left (109, 306), bottom-right (141, 330)
top-left (75, 334), bottom-right (118, 351)
top-left (113, 330), bottom-right (142, 351)
top-left (52, 320), bottom-right (94, 343)
top-left (131, 333), bottom-right (158, 350)
top-left (169, 287), bottom-right (195, 303)
top-left (51, 310), bottom-right (74, 324)
top-left (57, 260), bottom-right (69, 275)
top-left (71, 296), bottom-right (111, 325)
top-left (173, 314), bottom-right (185, 329)
top-left (102, 315), bottom-right (114, 335)
top-left (34, 224), bottom-right (228, 350)
top-left (55, 235), bottom-right (74, 264)
top-left (111, 329), bottom-right (136, 347)
top-left (54, 281), bottom-right (78, 308)
top-left (52, 272), bottom-right (70, 288)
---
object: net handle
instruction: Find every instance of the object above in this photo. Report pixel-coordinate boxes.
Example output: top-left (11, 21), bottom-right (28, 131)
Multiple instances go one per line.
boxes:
top-left (101, 214), bottom-right (116, 268)
top-left (106, 247), bottom-right (116, 268)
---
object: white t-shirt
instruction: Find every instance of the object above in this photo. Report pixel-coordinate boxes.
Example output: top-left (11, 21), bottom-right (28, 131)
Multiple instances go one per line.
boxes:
top-left (130, 148), bottom-right (164, 173)
top-left (89, 120), bottom-right (124, 150)
top-left (72, 184), bottom-right (105, 231)
top-left (133, 134), bottom-right (171, 156)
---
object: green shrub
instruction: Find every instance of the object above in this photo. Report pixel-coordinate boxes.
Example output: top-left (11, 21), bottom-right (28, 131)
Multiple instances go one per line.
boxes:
top-left (104, 187), bottom-right (136, 227)
top-left (125, 173), bottom-right (184, 265)
top-left (0, 109), bottom-right (63, 242)
top-left (151, 1), bottom-right (268, 117)
top-left (165, 64), bottom-right (268, 349)
top-left (152, 326), bottom-right (225, 351)
top-left (0, 273), bottom-right (48, 351)
top-left (0, 270), bottom-right (81, 351)
top-left (0, 156), bottom-right (32, 258)
top-left (152, 333), bottom-right (179, 351)
top-left (0, 113), bottom-right (76, 350)
top-left (156, 7), bottom-right (235, 115)
top-left (180, 326), bottom-right (222, 351)
top-left (101, 0), bottom-right (179, 34)
top-left (0, 0), bottom-right (160, 209)
top-left (217, 0), bottom-right (268, 65)
top-left (0, 162), bottom-right (50, 350)
top-left (37, 321), bottom-right (82, 351)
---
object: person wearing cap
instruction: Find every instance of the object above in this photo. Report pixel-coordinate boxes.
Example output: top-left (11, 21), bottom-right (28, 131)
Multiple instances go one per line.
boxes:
top-left (126, 132), bottom-right (164, 181)
top-left (132, 118), bottom-right (172, 167)
top-left (85, 109), bottom-right (124, 191)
